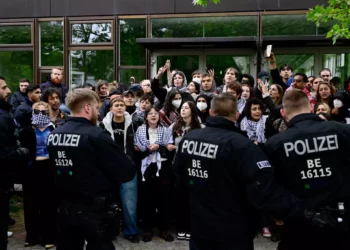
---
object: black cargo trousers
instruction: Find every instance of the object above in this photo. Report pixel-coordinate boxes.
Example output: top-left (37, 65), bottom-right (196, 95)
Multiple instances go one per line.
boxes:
top-left (56, 199), bottom-right (120, 250)
top-left (0, 188), bottom-right (10, 250)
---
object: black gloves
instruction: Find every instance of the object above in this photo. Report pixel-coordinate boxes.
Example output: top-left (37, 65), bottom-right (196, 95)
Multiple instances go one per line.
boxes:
top-left (304, 209), bottom-right (338, 229)
top-left (16, 147), bottom-right (30, 160)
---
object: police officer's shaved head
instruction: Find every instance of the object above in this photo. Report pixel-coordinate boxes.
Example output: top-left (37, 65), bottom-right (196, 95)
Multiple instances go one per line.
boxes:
top-left (282, 89), bottom-right (311, 120)
top-left (210, 93), bottom-right (237, 119)
top-left (66, 88), bottom-right (99, 115)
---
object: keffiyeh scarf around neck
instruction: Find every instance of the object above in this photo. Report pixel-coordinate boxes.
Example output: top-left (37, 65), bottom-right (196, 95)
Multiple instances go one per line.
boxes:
top-left (134, 124), bottom-right (171, 181)
top-left (240, 115), bottom-right (267, 143)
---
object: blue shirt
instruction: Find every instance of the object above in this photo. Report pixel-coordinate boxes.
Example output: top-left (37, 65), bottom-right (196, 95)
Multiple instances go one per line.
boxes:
top-left (35, 127), bottom-right (51, 157)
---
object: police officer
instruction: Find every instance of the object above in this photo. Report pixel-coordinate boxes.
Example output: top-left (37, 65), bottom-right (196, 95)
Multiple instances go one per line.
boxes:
top-left (47, 88), bottom-right (136, 250)
top-left (265, 89), bottom-right (350, 250)
top-left (0, 76), bottom-right (29, 250)
top-left (173, 93), bottom-right (304, 250)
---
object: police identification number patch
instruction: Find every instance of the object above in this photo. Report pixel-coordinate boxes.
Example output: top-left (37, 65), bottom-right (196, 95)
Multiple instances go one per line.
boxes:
top-left (257, 161), bottom-right (271, 169)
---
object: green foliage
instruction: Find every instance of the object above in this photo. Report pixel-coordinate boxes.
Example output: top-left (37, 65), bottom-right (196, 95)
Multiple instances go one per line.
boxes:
top-left (40, 21), bottom-right (64, 66)
top-left (307, 0), bottom-right (350, 43)
top-left (0, 25), bottom-right (31, 44)
top-left (192, 0), bottom-right (220, 6)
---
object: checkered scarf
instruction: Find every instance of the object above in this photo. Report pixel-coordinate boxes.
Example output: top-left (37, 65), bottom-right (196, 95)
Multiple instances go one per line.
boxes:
top-left (134, 124), bottom-right (172, 181)
top-left (237, 98), bottom-right (246, 114)
top-left (32, 113), bottom-right (51, 128)
top-left (240, 115), bottom-right (267, 143)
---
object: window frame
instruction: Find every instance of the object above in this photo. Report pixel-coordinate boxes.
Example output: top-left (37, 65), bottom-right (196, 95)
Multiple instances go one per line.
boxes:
top-left (0, 22), bottom-right (34, 47)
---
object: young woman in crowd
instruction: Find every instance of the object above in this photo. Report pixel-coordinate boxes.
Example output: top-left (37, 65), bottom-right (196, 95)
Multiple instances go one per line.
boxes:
top-left (310, 76), bottom-right (323, 100)
top-left (240, 98), bottom-right (268, 144)
top-left (186, 80), bottom-right (200, 101)
top-left (159, 89), bottom-right (182, 127)
top-left (132, 94), bottom-right (154, 127)
top-left (101, 97), bottom-right (140, 243)
top-left (195, 94), bottom-right (211, 124)
top-left (134, 107), bottom-right (176, 242)
top-left (19, 102), bottom-right (56, 249)
top-left (216, 67), bottom-right (239, 94)
top-left (241, 84), bottom-right (254, 100)
top-left (315, 102), bottom-right (331, 115)
top-left (169, 101), bottom-right (204, 241)
top-left (95, 80), bottom-right (109, 108)
top-left (316, 81), bottom-right (336, 112)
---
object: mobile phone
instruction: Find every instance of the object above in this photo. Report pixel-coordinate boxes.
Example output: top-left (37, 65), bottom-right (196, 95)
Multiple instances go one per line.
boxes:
top-left (265, 45), bottom-right (272, 58)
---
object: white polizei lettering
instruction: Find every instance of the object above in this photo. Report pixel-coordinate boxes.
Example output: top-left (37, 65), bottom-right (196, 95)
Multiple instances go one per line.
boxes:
top-left (283, 135), bottom-right (339, 157)
top-left (318, 136), bottom-right (327, 152)
top-left (294, 140), bottom-right (306, 155)
top-left (305, 139), bottom-right (316, 153)
top-left (326, 135), bottom-right (337, 150)
top-left (181, 140), bottom-right (218, 159)
top-left (48, 134), bottom-right (81, 147)
top-left (284, 142), bottom-right (294, 157)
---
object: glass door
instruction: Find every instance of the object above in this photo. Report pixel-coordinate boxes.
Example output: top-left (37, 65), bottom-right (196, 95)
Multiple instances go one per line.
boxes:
top-left (154, 55), bottom-right (200, 86)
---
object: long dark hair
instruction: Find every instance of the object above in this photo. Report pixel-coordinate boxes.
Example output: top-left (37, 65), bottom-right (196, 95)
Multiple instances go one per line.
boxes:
top-left (243, 98), bottom-right (264, 120)
top-left (163, 88), bottom-right (181, 116)
top-left (195, 94), bottom-right (211, 123)
top-left (173, 101), bottom-right (201, 135)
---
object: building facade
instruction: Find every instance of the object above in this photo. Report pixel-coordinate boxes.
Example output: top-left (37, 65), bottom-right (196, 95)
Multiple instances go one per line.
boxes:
top-left (0, 0), bottom-right (349, 90)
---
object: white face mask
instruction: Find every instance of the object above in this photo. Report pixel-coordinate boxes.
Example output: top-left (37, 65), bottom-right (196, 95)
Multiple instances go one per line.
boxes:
top-left (197, 102), bottom-right (207, 111)
top-left (333, 99), bottom-right (343, 108)
top-left (192, 78), bottom-right (201, 84)
top-left (172, 99), bottom-right (182, 109)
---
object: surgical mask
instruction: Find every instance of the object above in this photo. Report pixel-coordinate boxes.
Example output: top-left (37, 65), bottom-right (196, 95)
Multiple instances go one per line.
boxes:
top-left (197, 102), bottom-right (207, 111)
top-left (192, 78), bottom-right (201, 84)
top-left (334, 99), bottom-right (343, 108)
top-left (172, 99), bottom-right (182, 109)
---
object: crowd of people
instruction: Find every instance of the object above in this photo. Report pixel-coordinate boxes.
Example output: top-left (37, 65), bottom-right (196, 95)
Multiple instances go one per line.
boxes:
top-left (1, 49), bottom-right (350, 250)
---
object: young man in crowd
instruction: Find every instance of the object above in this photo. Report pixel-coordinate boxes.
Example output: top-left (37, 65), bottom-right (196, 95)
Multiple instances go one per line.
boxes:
top-left (41, 88), bottom-right (69, 127)
top-left (9, 78), bottom-right (30, 114)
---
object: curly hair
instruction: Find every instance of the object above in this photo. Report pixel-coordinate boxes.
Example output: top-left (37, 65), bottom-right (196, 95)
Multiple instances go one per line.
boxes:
top-left (41, 87), bottom-right (62, 103)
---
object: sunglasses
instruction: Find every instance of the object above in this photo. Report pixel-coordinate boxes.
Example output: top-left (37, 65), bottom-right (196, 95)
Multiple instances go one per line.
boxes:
top-left (33, 109), bottom-right (48, 115)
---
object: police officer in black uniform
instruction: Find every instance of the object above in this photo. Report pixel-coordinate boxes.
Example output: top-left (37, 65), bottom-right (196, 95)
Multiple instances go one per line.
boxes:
top-left (0, 76), bottom-right (29, 250)
top-left (265, 89), bottom-right (350, 250)
top-left (47, 88), bottom-right (136, 250)
top-left (174, 93), bottom-right (305, 250)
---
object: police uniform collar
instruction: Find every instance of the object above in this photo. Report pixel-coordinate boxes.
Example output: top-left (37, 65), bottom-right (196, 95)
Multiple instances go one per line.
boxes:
top-left (206, 116), bottom-right (238, 131)
top-left (68, 116), bottom-right (93, 124)
top-left (288, 113), bottom-right (323, 127)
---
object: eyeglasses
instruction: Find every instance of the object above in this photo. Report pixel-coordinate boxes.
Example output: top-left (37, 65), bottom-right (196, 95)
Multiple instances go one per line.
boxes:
top-left (147, 112), bottom-right (159, 116)
top-left (33, 109), bottom-right (48, 115)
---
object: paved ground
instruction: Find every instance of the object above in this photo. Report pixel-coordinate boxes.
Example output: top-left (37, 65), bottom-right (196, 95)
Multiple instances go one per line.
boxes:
top-left (8, 232), bottom-right (278, 250)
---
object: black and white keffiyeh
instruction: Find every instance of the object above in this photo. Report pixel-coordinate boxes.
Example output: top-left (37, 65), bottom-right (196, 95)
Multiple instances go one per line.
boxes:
top-left (237, 98), bottom-right (246, 114)
top-left (240, 115), bottom-right (267, 143)
top-left (134, 124), bottom-right (172, 181)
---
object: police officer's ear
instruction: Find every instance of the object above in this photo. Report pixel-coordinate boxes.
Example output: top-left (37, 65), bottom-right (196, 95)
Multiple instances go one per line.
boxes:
top-left (209, 108), bottom-right (214, 116)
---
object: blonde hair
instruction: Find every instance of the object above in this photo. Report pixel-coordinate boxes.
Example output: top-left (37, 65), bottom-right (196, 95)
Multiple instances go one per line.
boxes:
top-left (65, 88), bottom-right (99, 114)
top-left (32, 101), bottom-right (51, 115)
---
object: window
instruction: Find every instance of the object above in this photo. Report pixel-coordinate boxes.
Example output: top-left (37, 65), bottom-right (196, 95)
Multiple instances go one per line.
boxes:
top-left (39, 21), bottom-right (64, 66)
top-left (71, 22), bottom-right (112, 44)
top-left (118, 69), bottom-right (146, 86)
top-left (323, 53), bottom-right (350, 88)
top-left (70, 50), bottom-right (113, 89)
top-left (0, 24), bottom-right (32, 44)
top-left (152, 16), bottom-right (258, 38)
top-left (0, 51), bottom-right (33, 91)
top-left (119, 19), bottom-right (146, 66)
top-left (274, 54), bottom-right (314, 76)
top-left (206, 55), bottom-right (252, 78)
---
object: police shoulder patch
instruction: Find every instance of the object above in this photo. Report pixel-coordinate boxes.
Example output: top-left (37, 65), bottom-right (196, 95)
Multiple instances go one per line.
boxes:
top-left (256, 161), bottom-right (271, 169)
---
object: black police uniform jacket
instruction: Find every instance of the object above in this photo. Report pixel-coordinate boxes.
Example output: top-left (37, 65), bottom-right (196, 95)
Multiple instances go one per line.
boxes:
top-left (0, 100), bottom-right (27, 188)
top-left (265, 113), bottom-right (350, 211)
top-left (46, 117), bottom-right (136, 204)
top-left (174, 116), bottom-right (302, 242)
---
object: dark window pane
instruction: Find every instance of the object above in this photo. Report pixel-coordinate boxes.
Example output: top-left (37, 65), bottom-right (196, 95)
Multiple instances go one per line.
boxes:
top-left (206, 55), bottom-right (252, 79)
top-left (71, 23), bottom-right (112, 44)
top-left (274, 54), bottom-right (314, 75)
top-left (0, 25), bottom-right (31, 44)
top-left (262, 15), bottom-right (316, 36)
top-left (119, 19), bottom-right (146, 66)
top-left (118, 69), bottom-right (146, 87)
top-left (40, 21), bottom-right (64, 66)
top-left (0, 51), bottom-right (33, 91)
top-left (70, 50), bottom-right (113, 89)
top-left (152, 16), bottom-right (258, 38)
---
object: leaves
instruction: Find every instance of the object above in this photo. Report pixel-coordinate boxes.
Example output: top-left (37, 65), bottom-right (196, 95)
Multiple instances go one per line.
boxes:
top-left (307, 0), bottom-right (350, 44)
top-left (192, 0), bottom-right (221, 6)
